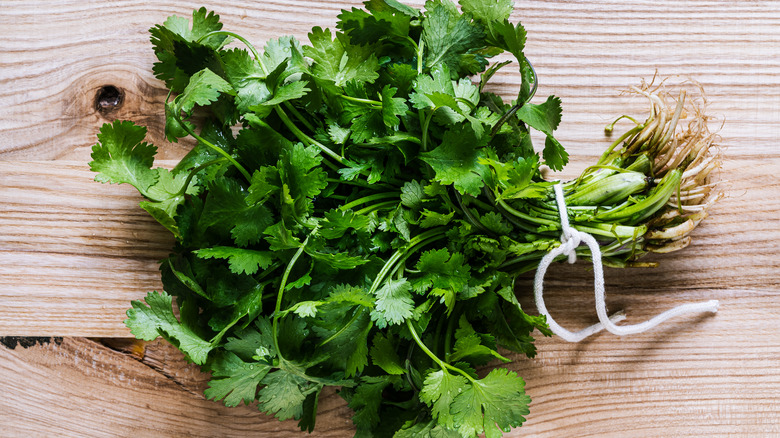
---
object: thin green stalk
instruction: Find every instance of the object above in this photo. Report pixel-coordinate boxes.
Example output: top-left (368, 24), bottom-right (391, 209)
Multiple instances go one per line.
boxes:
top-left (340, 192), bottom-right (400, 211)
top-left (176, 158), bottom-right (229, 196)
top-left (368, 228), bottom-right (448, 295)
top-left (272, 233), bottom-right (313, 360)
top-left (406, 320), bottom-right (476, 382)
top-left (497, 198), bottom-right (558, 228)
top-left (354, 200), bottom-right (397, 216)
top-left (340, 94), bottom-right (382, 108)
top-left (318, 310), bottom-right (371, 347)
top-left (275, 106), bottom-right (345, 164)
top-left (597, 124), bottom-right (644, 165)
top-left (171, 112), bottom-right (252, 182)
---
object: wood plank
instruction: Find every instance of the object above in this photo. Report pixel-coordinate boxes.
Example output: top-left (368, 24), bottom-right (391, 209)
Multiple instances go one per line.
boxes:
top-left (1, 296), bottom-right (778, 438)
top-left (0, 337), bottom-right (354, 437)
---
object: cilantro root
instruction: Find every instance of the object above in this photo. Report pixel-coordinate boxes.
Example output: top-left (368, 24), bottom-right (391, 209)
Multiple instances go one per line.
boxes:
top-left (89, 2), bottom-right (721, 437)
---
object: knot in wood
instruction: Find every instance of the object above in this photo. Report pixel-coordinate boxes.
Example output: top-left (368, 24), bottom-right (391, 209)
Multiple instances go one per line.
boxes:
top-left (95, 85), bottom-right (124, 114)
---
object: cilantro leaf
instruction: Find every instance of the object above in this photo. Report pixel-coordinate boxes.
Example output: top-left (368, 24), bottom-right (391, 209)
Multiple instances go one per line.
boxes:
top-left (204, 351), bottom-right (271, 407)
top-left (257, 369), bottom-right (314, 421)
top-left (194, 247), bottom-right (274, 275)
top-left (420, 369), bottom-right (469, 430)
top-left (381, 85), bottom-right (409, 128)
top-left (516, 95), bottom-right (568, 170)
top-left (149, 8), bottom-right (229, 91)
top-left (450, 315), bottom-right (510, 364)
top-left (174, 68), bottom-right (235, 115)
top-left (459, 0), bottom-right (514, 23)
top-left (420, 124), bottom-right (488, 196)
top-left (450, 368), bottom-right (530, 438)
top-left (125, 291), bottom-right (213, 365)
top-left (199, 176), bottom-right (276, 247)
top-left (304, 27), bottom-right (380, 87)
top-left (422, 0), bottom-right (487, 76)
top-left (348, 376), bottom-right (398, 431)
top-left (369, 333), bottom-right (405, 375)
top-left (90, 120), bottom-right (158, 196)
top-left (370, 278), bottom-right (415, 328)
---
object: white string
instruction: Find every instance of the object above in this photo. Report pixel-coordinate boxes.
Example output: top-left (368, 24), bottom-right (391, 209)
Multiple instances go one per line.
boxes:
top-left (533, 183), bottom-right (719, 342)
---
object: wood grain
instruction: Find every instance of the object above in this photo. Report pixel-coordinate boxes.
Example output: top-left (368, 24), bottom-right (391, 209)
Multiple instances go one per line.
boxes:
top-left (0, 0), bottom-right (779, 436)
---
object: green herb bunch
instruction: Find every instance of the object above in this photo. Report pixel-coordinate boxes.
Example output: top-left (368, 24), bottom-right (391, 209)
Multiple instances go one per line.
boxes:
top-left (89, 1), bottom-right (720, 436)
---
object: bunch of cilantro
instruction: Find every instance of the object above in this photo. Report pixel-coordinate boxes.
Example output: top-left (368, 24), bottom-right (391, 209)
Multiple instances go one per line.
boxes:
top-left (89, 0), bottom-right (718, 436)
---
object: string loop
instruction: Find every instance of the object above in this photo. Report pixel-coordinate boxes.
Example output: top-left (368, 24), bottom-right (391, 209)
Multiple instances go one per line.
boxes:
top-left (533, 183), bottom-right (718, 342)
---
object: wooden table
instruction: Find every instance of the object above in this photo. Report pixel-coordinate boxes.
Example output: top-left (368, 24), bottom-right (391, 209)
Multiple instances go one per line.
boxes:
top-left (1, 1), bottom-right (778, 436)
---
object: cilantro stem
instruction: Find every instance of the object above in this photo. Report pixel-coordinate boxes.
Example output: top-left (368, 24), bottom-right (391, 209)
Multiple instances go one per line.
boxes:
top-left (198, 30), bottom-right (266, 74)
top-left (368, 227), bottom-right (448, 295)
top-left (340, 192), bottom-right (399, 211)
top-left (272, 232), bottom-right (314, 360)
top-left (354, 200), bottom-right (397, 216)
top-left (176, 158), bottom-right (229, 196)
top-left (416, 38), bottom-right (425, 75)
top-left (284, 102), bottom-right (317, 133)
top-left (275, 106), bottom-right (345, 164)
top-left (497, 198), bottom-right (558, 227)
top-left (339, 94), bottom-right (382, 108)
top-left (406, 319), bottom-right (476, 383)
top-left (317, 310), bottom-right (371, 347)
top-left (170, 111), bottom-right (252, 182)
top-left (442, 303), bottom-right (462, 362)
top-left (420, 109), bottom-right (435, 152)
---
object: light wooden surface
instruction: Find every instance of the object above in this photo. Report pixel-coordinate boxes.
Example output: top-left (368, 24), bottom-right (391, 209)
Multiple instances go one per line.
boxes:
top-left (1, 0), bottom-right (779, 437)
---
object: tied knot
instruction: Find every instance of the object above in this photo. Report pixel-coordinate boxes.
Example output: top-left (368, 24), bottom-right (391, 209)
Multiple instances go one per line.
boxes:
top-left (559, 225), bottom-right (580, 264)
top-left (553, 184), bottom-right (580, 264)
top-left (532, 182), bottom-right (719, 343)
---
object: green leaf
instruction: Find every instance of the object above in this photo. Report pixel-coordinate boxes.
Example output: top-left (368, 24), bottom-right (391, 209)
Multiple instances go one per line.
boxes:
top-left (264, 222), bottom-right (302, 250)
top-left (543, 135), bottom-right (569, 172)
top-left (337, 4), bottom-right (412, 45)
top-left (516, 95), bottom-right (562, 136)
top-left (450, 315), bottom-right (510, 364)
top-left (194, 246), bottom-right (274, 275)
top-left (420, 369), bottom-right (469, 429)
top-left (278, 143), bottom-right (329, 222)
top-left (370, 333), bottom-right (405, 375)
top-left (90, 121), bottom-right (158, 196)
top-left (411, 249), bottom-right (471, 315)
top-left (400, 180), bottom-right (426, 210)
top-left (219, 48), bottom-right (271, 113)
top-left (199, 177), bottom-right (276, 246)
top-left (290, 301), bottom-right (321, 318)
top-left (319, 208), bottom-right (372, 240)
top-left (262, 36), bottom-right (306, 75)
top-left (204, 351), bottom-right (271, 407)
top-left (224, 317), bottom-right (277, 360)
top-left (149, 8), bottom-right (228, 90)
top-left (450, 368), bottom-right (530, 438)
top-left (422, 0), bottom-right (487, 77)
top-left (348, 376), bottom-right (397, 430)
top-left (381, 85), bottom-right (409, 128)
top-left (394, 420), bottom-right (462, 438)
top-left (459, 0), bottom-right (514, 23)
top-left (125, 291), bottom-right (213, 365)
top-left (419, 209), bottom-right (455, 228)
top-left (257, 368), bottom-right (313, 421)
top-left (174, 68), bottom-right (235, 115)
top-left (304, 27), bottom-right (380, 87)
top-left (515, 95), bottom-right (569, 170)
top-left (420, 124), bottom-right (488, 196)
top-left (370, 278), bottom-right (415, 328)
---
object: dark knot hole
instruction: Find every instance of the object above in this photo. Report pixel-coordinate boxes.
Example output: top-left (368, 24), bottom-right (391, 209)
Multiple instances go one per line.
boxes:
top-left (95, 85), bottom-right (124, 114)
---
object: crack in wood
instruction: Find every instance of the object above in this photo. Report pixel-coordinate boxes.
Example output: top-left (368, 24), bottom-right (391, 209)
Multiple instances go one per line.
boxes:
top-left (0, 336), bottom-right (63, 349)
